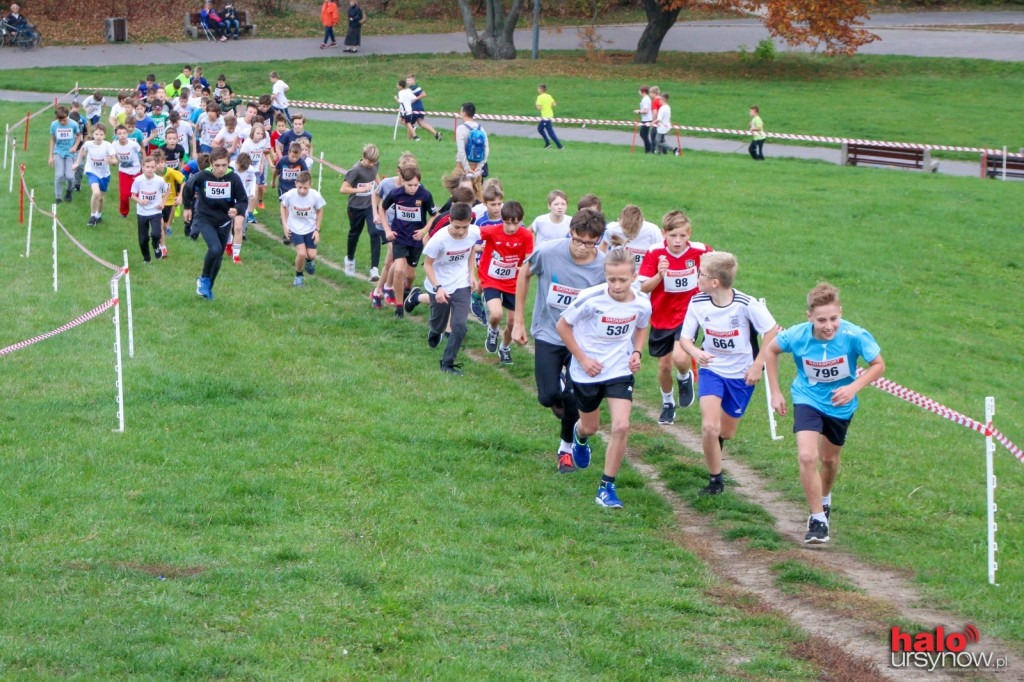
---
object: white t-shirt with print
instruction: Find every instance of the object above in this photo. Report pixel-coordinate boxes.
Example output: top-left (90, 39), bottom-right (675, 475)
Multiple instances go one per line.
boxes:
top-left (561, 283), bottom-right (652, 384)
top-left (423, 225), bottom-right (481, 292)
top-left (280, 188), bottom-right (326, 236)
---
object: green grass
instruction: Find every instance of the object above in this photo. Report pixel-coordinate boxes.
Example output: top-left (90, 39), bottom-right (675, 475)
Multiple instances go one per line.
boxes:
top-left (3, 63), bottom-right (1024, 676)
top-left (4, 53), bottom-right (1024, 153)
top-left (772, 561), bottom-right (859, 594)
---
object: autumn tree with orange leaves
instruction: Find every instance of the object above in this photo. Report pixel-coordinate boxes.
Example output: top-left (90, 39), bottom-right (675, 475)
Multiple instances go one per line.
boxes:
top-left (635, 0), bottom-right (878, 64)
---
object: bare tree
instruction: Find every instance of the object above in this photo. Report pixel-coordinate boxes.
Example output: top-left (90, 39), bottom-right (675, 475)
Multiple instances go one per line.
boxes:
top-left (457, 0), bottom-right (526, 60)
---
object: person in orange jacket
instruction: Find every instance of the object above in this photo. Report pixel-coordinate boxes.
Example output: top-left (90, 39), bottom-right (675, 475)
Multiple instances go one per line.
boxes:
top-left (320, 0), bottom-right (339, 49)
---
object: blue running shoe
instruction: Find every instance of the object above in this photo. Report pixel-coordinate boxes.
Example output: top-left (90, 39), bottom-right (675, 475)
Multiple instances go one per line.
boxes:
top-left (596, 482), bottom-right (623, 508)
top-left (304, 259), bottom-right (316, 275)
top-left (196, 276), bottom-right (213, 300)
top-left (571, 425), bottom-right (591, 469)
top-left (470, 290), bottom-right (487, 325)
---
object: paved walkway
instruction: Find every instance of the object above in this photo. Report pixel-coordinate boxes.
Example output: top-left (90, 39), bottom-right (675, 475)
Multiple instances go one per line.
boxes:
top-left (2, 11), bottom-right (1023, 69)
top-left (0, 88), bottom-right (985, 178)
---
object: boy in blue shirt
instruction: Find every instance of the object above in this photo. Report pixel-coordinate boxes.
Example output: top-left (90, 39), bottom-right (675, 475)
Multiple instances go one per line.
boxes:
top-left (764, 282), bottom-right (886, 544)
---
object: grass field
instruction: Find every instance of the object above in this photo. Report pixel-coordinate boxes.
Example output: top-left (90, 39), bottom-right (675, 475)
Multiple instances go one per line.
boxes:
top-left (2, 52), bottom-right (1024, 154)
top-left (2, 66), bottom-right (1023, 678)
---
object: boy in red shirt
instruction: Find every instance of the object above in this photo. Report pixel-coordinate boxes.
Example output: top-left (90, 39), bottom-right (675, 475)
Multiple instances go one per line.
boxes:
top-left (638, 210), bottom-right (712, 424)
top-left (478, 201), bottom-right (534, 365)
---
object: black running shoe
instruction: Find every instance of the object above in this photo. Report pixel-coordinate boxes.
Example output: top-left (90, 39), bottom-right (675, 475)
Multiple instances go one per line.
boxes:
top-left (404, 286), bottom-right (422, 313)
top-left (698, 481), bottom-right (724, 496)
top-left (823, 504), bottom-right (830, 523)
top-left (440, 362), bottom-right (464, 376)
top-left (427, 330), bottom-right (441, 348)
top-left (658, 402), bottom-right (675, 425)
top-left (678, 371), bottom-right (695, 408)
top-left (805, 517), bottom-right (830, 544)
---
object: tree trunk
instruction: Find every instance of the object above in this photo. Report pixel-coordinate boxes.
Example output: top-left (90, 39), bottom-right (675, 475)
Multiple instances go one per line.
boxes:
top-left (633, 0), bottom-right (681, 64)
top-left (457, 0), bottom-right (525, 60)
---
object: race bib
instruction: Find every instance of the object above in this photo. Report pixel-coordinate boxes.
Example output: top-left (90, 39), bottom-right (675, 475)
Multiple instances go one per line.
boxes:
top-left (803, 356), bottom-right (851, 385)
top-left (293, 208), bottom-right (312, 219)
top-left (445, 247), bottom-right (471, 263)
top-left (205, 181), bottom-right (230, 199)
top-left (91, 157), bottom-right (105, 168)
top-left (249, 152), bottom-right (263, 167)
top-left (663, 267), bottom-right (697, 293)
top-left (140, 191), bottom-right (159, 204)
top-left (155, 121), bottom-right (166, 138)
top-left (397, 205), bottom-right (422, 223)
top-left (282, 169), bottom-right (299, 181)
top-left (167, 159), bottom-right (180, 170)
top-left (705, 328), bottom-right (739, 353)
top-left (602, 314), bottom-right (636, 338)
top-left (55, 130), bottom-right (74, 140)
top-left (546, 283), bottom-right (580, 310)
top-left (487, 253), bottom-right (518, 280)
top-left (626, 246), bottom-right (646, 265)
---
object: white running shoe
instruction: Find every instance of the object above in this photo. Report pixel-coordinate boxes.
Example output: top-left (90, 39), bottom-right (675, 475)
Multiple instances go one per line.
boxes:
top-left (369, 266), bottom-right (380, 282)
top-left (344, 258), bottom-right (356, 276)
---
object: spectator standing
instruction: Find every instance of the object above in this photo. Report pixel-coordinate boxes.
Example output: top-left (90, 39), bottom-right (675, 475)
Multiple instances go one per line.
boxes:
top-left (343, 0), bottom-right (364, 53)
top-left (320, 0), bottom-right (339, 48)
top-left (455, 102), bottom-right (488, 197)
top-left (655, 92), bottom-right (679, 156)
top-left (635, 85), bottom-right (654, 154)
top-left (535, 84), bottom-right (563, 150)
top-left (748, 106), bottom-right (766, 161)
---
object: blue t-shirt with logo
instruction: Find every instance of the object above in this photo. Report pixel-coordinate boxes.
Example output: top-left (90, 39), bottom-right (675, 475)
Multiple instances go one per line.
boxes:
top-left (776, 319), bottom-right (880, 420)
top-left (50, 120), bottom-right (80, 158)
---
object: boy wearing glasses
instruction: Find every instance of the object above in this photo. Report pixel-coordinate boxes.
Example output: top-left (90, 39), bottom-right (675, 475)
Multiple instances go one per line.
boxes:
top-left (513, 208), bottom-right (607, 474)
top-left (638, 210), bottom-right (712, 425)
top-left (678, 252), bottom-right (778, 496)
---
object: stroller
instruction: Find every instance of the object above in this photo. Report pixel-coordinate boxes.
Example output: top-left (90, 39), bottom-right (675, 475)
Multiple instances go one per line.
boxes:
top-left (0, 16), bottom-right (41, 50)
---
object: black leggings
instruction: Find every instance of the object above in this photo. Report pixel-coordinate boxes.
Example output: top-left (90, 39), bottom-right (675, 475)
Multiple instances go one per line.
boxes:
top-left (534, 339), bottom-right (579, 443)
top-left (196, 218), bottom-right (232, 284)
top-left (347, 205), bottom-right (381, 267)
top-left (639, 124), bottom-right (653, 154)
top-left (137, 214), bottom-right (161, 262)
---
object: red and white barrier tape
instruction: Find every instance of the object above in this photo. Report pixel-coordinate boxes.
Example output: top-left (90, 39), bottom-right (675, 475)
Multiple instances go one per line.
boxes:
top-left (20, 170), bottom-right (121, 272)
top-left (6, 87), bottom-right (79, 133)
top-left (77, 86), bottom-right (1005, 156)
top-left (858, 368), bottom-right (1022, 463)
top-left (0, 297), bottom-right (117, 358)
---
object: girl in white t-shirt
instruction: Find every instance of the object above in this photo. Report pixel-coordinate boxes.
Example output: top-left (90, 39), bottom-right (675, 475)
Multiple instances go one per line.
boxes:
top-left (556, 248), bottom-right (652, 510)
top-left (239, 123), bottom-right (271, 209)
top-left (212, 114), bottom-right (241, 160)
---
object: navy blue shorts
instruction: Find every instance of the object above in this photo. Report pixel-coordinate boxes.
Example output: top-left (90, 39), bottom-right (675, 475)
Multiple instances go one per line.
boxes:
top-left (697, 367), bottom-right (755, 419)
top-left (793, 403), bottom-right (852, 446)
top-left (482, 288), bottom-right (515, 311)
top-left (290, 231), bottom-right (317, 249)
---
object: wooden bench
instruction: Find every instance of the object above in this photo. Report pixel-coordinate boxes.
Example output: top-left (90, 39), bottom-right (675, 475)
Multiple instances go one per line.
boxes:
top-left (841, 143), bottom-right (938, 173)
top-left (184, 10), bottom-right (257, 40)
top-left (980, 152), bottom-right (1024, 180)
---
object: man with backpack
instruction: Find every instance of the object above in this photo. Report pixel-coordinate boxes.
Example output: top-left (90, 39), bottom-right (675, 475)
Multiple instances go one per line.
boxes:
top-left (455, 102), bottom-right (488, 198)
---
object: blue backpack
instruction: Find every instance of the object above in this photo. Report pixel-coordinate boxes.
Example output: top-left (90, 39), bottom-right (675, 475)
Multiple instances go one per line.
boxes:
top-left (463, 123), bottom-right (487, 163)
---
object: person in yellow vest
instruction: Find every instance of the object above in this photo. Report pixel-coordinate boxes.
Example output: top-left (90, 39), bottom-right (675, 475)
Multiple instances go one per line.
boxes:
top-left (535, 84), bottom-right (564, 150)
top-left (748, 106), bottom-right (766, 160)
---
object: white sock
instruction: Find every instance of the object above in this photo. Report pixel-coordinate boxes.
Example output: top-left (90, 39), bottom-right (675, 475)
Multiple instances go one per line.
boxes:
top-left (233, 244), bottom-right (242, 257)
top-left (499, 343), bottom-right (510, 351)
top-left (559, 439), bottom-right (572, 454)
top-left (661, 390), bottom-right (674, 405)
top-left (811, 512), bottom-right (828, 526)
top-left (488, 324), bottom-right (499, 334)
top-left (677, 369), bottom-right (692, 382)
top-left (822, 493), bottom-right (832, 507)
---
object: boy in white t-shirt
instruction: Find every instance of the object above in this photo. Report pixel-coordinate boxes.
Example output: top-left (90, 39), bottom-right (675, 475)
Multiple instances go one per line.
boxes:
top-left (212, 114), bottom-right (242, 160)
top-left (130, 156), bottom-right (170, 263)
top-left (279, 171), bottom-right (326, 287)
top-left (529, 189), bottom-right (569, 245)
top-left (420, 202), bottom-right (481, 375)
top-left (678, 251), bottom-right (778, 497)
top-left (395, 79), bottom-right (421, 141)
top-left (269, 71), bottom-right (290, 123)
top-left (601, 204), bottom-right (662, 268)
top-left (83, 91), bottom-right (105, 126)
top-left (72, 124), bottom-right (117, 226)
top-left (556, 248), bottom-right (652, 508)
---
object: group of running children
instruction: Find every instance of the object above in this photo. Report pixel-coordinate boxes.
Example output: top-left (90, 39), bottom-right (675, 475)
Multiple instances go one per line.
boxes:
top-left (49, 75), bottom-right (886, 544)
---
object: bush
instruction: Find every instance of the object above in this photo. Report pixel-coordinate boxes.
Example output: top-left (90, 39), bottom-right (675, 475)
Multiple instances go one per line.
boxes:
top-left (754, 38), bottom-right (776, 61)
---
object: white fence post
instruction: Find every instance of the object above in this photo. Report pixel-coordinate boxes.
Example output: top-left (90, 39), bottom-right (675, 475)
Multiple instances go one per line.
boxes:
top-left (111, 278), bottom-right (125, 433)
top-left (51, 204), bottom-right (58, 292)
top-left (986, 396), bottom-right (998, 585)
top-left (25, 189), bottom-right (33, 257)
top-left (317, 151), bottom-right (324, 193)
top-left (123, 250), bottom-right (134, 358)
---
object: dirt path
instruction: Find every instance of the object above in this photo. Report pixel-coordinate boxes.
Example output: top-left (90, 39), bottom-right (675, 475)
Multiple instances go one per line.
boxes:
top-left (245, 223), bottom-right (1020, 679)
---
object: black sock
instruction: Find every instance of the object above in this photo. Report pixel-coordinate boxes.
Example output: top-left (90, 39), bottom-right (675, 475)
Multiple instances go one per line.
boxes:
top-left (296, 270), bottom-right (303, 276)
top-left (306, 258), bottom-right (313, 263)
top-left (601, 474), bottom-right (615, 485)
top-left (710, 473), bottom-right (723, 485)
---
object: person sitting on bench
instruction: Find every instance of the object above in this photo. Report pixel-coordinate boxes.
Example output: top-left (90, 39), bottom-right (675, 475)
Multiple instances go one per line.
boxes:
top-left (200, 0), bottom-right (228, 41)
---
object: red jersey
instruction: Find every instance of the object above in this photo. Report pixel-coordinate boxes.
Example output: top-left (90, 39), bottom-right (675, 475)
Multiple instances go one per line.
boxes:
top-left (270, 130), bottom-right (283, 161)
top-left (478, 223), bottom-right (534, 294)
top-left (638, 240), bottom-right (713, 329)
